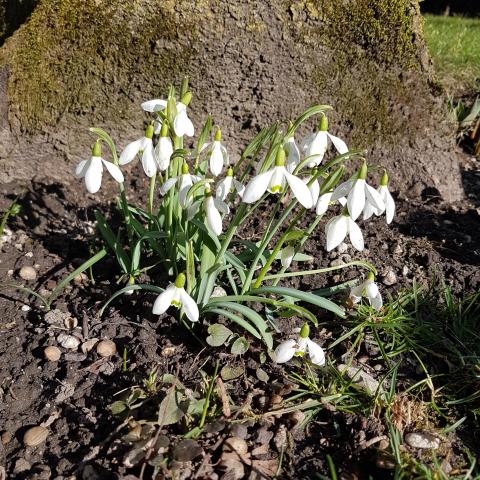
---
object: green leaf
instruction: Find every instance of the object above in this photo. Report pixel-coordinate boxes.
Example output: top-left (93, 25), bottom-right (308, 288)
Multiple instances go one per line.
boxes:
top-left (94, 211), bottom-right (130, 273)
top-left (225, 252), bottom-right (246, 284)
top-left (220, 365), bottom-right (244, 381)
top-left (206, 323), bottom-right (233, 347)
top-left (186, 240), bottom-right (196, 293)
top-left (131, 232), bottom-right (167, 271)
top-left (158, 387), bottom-right (189, 426)
top-left (203, 307), bottom-right (262, 340)
top-left (110, 400), bottom-right (127, 415)
top-left (252, 286), bottom-right (345, 318)
top-left (288, 104), bottom-right (333, 136)
top-left (231, 336), bottom-right (249, 355)
top-left (193, 115), bottom-right (213, 159)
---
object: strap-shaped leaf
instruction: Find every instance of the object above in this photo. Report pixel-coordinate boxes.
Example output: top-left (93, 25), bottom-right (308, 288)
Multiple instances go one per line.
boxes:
top-left (204, 307), bottom-right (262, 340)
top-left (252, 286), bottom-right (345, 318)
top-left (225, 252), bottom-right (246, 284)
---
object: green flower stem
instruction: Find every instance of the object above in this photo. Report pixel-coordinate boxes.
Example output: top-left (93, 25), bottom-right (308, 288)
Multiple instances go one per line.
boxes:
top-left (148, 174), bottom-right (156, 215)
top-left (261, 260), bottom-right (376, 282)
top-left (199, 359), bottom-right (220, 429)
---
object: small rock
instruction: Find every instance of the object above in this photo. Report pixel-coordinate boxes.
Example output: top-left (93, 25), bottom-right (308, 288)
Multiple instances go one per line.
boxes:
top-left (173, 439), bottom-right (203, 462)
top-left (230, 423), bottom-right (248, 439)
top-left (330, 259), bottom-right (345, 267)
top-left (96, 339), bottom-right (117, 357)
top-left (391, 243), bottom-right (403, 256)
top-left (81, 338), bottom-right (98, 353)
top-left (402, 265), bottom-right (409, 276)
top-left (211, 286), bottom-right (227, 298)
top-left (337, 242), bottom-right (348, 254)
top-left (288, 410), bottom-right (305, 428)
top-left (19, 265), bottom-right (37, 281)
top-left (23, 426), bottom-right (49, 447)
top-left (73, 272), bottom-right (87, 286)
top-left (63, 317), bottom-right (78, 329)
top-left (161, 345), bottom-right (176, 357)
top-left (1, 430), bottom-right (11, 445)
top-left (44, 346), bottom-right (61, 362)
top-left (382, 270), bottom-right (397, 286)
top-left (21, 304), bottom-right (31, 312)
top-left (44, 309), bottom-right (69, 325)
top-left (57, 333), bottom-right (80, 350)
top-left (405, 432), bottom-right (440, 450)
top-left (14, 458), bottom-right (31, 474)
top-left (338, 364), bottom-right (381, 396)
top-left (224, 436), bottom-right (248, 455)
top-left (64, 352), bottom-right (87, 362)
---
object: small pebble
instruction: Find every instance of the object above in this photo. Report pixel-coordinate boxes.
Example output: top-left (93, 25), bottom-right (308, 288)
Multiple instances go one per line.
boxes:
top-left (337, 242), bottom-right (348, 254)
top-left (81, 338), bottom-right (98, 353)
top-left (382, 270), bottom-right (397, 286)
top-left (57, 333), bottom-right (80, 350)
top-left (63, 317), bottom-right (78, 329)
top-left (21, 305), bottom-right (31, 312)
top-left (23, 426), bottom-right (49, 447)
top-left (14, 458), bottom-right (31, 474)
top-left (1, 430), bottom-right (11, 445)
top-left (19, 265), bottom-right (37, 281)
top-left (44, 346), bottom-right (61, 362)
top-left (224, 436), bottom-right (248, 455)
top-left (25, 251), bottom-right (34, 258)
top-left (402, 265), bottom-right (409, 275)
top-left (96, 339), bottom-right (117, 357)
top-left (405, 432), bottom-right (440, 449)
top-left (330, 259), bottom-right (345, 267)
top-left (73, 272), bottom-right (87, 286)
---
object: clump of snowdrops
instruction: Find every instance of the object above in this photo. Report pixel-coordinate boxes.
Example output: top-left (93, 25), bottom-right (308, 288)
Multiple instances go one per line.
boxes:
top-left (75, 79), bottom-right (395, 363)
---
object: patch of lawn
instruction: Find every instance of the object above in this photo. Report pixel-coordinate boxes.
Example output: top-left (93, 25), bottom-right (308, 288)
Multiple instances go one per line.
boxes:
top-left (423, 14), bottom-right (480, 93)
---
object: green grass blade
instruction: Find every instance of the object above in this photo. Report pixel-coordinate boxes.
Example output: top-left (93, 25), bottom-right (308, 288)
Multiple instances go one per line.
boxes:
top-left (203, 307), bottom-right (262, 340)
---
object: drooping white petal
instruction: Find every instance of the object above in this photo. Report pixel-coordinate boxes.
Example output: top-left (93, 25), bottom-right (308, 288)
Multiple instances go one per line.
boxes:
top-left (75, 159), bottom-right (89, 178)
top-left (233, 178), bottom-right (245, 197)
top-left (187, 199), bottom-right (202, 220)
top-left (370, 292), bottom-right (383, 311)
top-left (349, 284), bottom-right (364, 304)
top-left (327, 133), bottom-right (348, 154)
top-left (174, 106), bottom-right (194, 137)
top-left (316, 192), bottom-right (332, 216)
top-left (159, 177), bottom-right (178, 196)
top-left (285, 137), bottom-right (301, 173)
top-left (274, 339), bottom-right (297, 363)
top-left (268, 166), bottom-right (286, 194)
top-left (347, 218), bottom-right (364, 251)
top-left (362, 201), bottom-right (376, 221)
top-left (220, 144), bottom-right (229, 166)
top-left (205, 196), bottom-right (223, 236)
top-left (152, 284), bottom-right (176, 315)
top-left (155, 136), bottom-right (173, 171)
top-left (326, 215), bottom-right (348, 251)
top-left (141, 99), bottom-right (167, 112)
top-left (281, 245), bottom-right (295, 269)
top-left (365, 183), bottom-right (385, 213)
top-left (365, 281), bottom-right (379, 300)
top-left (209, 141), bottom-right (224, 177)
top-left (119, 139), bottom-right (142, 165)
top-left (214, 198), bottom-right (229, 215)
top-left (284, 169), bottom-right (313, 209)
top-left (306, 339), bottom-right (326, 366)
top-left (84, 156), bottom-right (104, 193)
top-left (179, 289), bottom-right (199, 322)
top-left (331, 179), bottom-right (354, 202)
top-left (242, 169), bottom-right (275, 203)
top-left (153, 118), bottom-right (163, 135)
top-left (347, 179), bottom-right (366, 221)
top-left (216, 176), bottom-right (233, 201)
top-left (305, 131), bottom-right (328, 166)
top-left (178, 174), bottom-right (193, 208)
top-left (380, 186), bottom-right (395, 224)
top-left (141, 141), bottom-right (157, 178)
top-left (308, 178), bottom-right (320, 206)
top-left (101, 159), bottom-right (124, 183)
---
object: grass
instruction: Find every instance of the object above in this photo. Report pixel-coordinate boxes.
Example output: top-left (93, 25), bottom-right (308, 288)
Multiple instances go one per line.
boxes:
top-left (423, 14), bottom-right (480, 93)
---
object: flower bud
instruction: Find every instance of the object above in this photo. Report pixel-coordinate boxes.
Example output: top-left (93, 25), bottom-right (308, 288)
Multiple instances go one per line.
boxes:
top-left (214, 127), bottom-right (222, 142)
top-left (182, 163), bottom-right (189, 174)
top-left (274, 148), bottom-right (286, 167)
top-left (299, 323), bottom-right (310, 338)
top-left (175, 273), bottom-right (186, 288)
top-left (380, 170), bottom-right (388, 186)
top-left (358, 161), bottom-right (368, 180)
top-left (145, 124), bottom-right (155, 139)
top-left (92, 140), bottom-right (102, 157)
top-left (226, 166), bottom-right (234, 177)
top-left (319, 113), bottom-right (328, 132)
top-left (180, 91), bottom-right (192, 106)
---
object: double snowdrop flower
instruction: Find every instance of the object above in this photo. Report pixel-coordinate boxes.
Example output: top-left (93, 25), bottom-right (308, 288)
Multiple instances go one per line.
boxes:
top-left (154, 122), bottom-right (173, 172)
top-left (159, 163), bottom-right (201, 208)
top-left (274, 323), bottom-right (326, 366)
top-left (363, 171), bottom-right (395, 224)
top-left (325, 209), bottom-right (364, 252)
top-left (216, 167), bottom-right (244, 201)
top-left (119, 124), bottom-right (157, 177)
top-left (207, 128), bottom-right (229, 177)
top-left (331, 161), bottom-right (385, 221)
top-left (301, 114), bottom-right (348, 167)
top-left (242, 148), bottom-right (313, 209)
top-left (75, 141), bottom-right (124, 194)
top-left (152, 273), bottom-right (199, 322)
top-left (349, 272), bottom-right (383, 311)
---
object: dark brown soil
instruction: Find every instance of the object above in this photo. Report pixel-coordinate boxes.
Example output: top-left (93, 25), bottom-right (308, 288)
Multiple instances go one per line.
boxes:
top-left (0, 148), bottom-right (479, 479)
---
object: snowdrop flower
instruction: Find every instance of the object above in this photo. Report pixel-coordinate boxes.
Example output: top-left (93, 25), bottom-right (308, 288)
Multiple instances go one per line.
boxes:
top-left (331, 161), bottom-right (385, 221)
top-left (363, 171), bottom-right (395, 224)
top-left (119, 124), bottom-right (157, 177)
top-left (152, 273), bottom-right (199, 322)
top-left (159, 163), bottom-right (201, 208)
top-left (173, 92), bottom-right (194, 137)
top-left (316, 191), bottom-right (333, 216)
top-left (285, 132), bottom-right (301, 173)
top-left (301, 114), bottom-right (348, 167)
top-left (325, 210), bottom-right (364, 252)
top-left (75, 141), bottom-right (124, 194)
top-left (242, 148), bottom-right (313, 209)
top-left (349, 272), bottom-right (383, 311)
top-left (154, 122), bottom-right (173, 171)
top-left (208, 128), bottom-right (229, 177)
top-left (141, 98), bottom-right (167, 134)
top-left (274, 323), bottom-right (325, 366)
top-left (280, 245), bottom-right (295, 269)
top-left (204, 186), bottom-right (229, 236)
top-left (216, 167), bottom-right (244, 201)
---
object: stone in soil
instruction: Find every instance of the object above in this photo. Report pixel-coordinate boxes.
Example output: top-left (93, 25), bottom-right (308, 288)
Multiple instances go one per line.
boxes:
top-left (19, 265), bottom-right (37, 280)
top-left (405, 432), bottom-right (440, 449)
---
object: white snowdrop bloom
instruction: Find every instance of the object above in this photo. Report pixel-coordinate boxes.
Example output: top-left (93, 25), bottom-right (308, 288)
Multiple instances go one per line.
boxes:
top-left (216, 167), bottom-right (244, 201)
top-left (285, 134), bottom-right (301, 173)
top-left (331, 162), bottom-right (385, 221)
top-left (75, 141), bottom-right (124, 194)
top-left (207, 128), bottom-right (229, 177)
top-left (159, 163), bottom-right (201, 208)
top-left (274, 324), bottom-right (325, 366)
top-left (152, 273), bottom-right (199, 322)
top-left (119, 124), bottom-right (157, 178)
top-left (280, 245), bottom-right (295, 269)
top-left (173, 92), bottom-right (194, 137)
top-left (350, 272), bottom-right (383, 311)
top-left (301, 114), bottom-right (348, 167)
top-left (141, 98), bottom-right (167, 113)
top-left (325, 212), bottom-right (364, 252)
top-left (307, 174), bottom-right (320, 206)
top-left (363, 171), bottom-right (395, 224)
top-left (154, 122), bottom-right (173, 171)
top-left (242, 149), bottom-right (313, 209)
top-left (204, 187), bottom-right (229, 236)
top-left (316, 191), bottom-right (333, 216)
